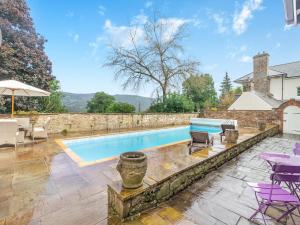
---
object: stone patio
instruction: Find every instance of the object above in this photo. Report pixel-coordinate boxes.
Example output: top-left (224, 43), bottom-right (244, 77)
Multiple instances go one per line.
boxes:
top-left (0, 126), bottom-right (299, 225)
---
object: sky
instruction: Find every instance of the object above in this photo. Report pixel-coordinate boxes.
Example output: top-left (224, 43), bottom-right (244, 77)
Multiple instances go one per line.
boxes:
top-left (27, 0), bottom-right (300, 97)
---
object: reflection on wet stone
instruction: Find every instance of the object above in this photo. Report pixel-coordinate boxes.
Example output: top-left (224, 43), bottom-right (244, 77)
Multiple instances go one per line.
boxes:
top-left (1, 126), bottom-right (300, 224)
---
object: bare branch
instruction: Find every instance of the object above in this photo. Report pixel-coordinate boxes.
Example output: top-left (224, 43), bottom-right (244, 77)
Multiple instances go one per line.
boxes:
top-left (104, 14), bottom-right (199, 101)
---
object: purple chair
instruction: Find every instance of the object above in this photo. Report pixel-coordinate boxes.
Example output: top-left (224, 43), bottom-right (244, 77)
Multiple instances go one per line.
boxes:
top-left (294, 148), bottom-right (300, 155)
top-left (294, 142), bottom-right (300, 155)
top-left (248, 164), bottom-right (300, 225)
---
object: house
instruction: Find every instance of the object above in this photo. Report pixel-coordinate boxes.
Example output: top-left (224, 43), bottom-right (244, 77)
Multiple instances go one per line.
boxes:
top-left (229, 52), bottom-right (300, 134)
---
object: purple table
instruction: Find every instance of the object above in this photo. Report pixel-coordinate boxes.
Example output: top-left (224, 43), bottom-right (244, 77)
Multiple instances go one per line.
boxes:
top-left (259, 152), bottom-right (300, 166)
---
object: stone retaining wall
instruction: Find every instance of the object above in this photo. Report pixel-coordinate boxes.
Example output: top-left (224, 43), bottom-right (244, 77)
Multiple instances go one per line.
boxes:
top-left (108, 125), bottom-right (279, 221)
top-left (203, 110), bottom-right (279, 127)
top-left (0, 108), bottom-right (284, 133)
top-left (33, 113), bottom-right (199, 133)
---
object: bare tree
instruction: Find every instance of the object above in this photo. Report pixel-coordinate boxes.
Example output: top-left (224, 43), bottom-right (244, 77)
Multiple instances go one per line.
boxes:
top-left (105, 16), bottom-right (199, 102)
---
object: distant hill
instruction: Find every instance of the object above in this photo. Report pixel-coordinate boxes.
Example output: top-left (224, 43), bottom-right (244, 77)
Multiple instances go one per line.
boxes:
top-left (62, 92), bottom-right (154, 112)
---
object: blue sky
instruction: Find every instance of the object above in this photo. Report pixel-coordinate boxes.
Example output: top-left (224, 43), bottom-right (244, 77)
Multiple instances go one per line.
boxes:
top-left (27, 0), bottom-right (300, 97)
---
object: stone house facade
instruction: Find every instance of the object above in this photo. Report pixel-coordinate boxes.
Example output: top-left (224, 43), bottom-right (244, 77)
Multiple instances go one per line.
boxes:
top-left (229, 52), bottom-right (300, 134)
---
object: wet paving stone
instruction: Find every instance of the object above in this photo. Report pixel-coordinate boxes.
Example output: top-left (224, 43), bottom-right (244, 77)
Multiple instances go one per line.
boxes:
top-left (0, 127), bottom-right (299, 225)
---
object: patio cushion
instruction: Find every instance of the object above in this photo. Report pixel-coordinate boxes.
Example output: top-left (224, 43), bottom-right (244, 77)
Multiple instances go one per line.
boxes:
top-left (33, 127), bottom-right (44, 132)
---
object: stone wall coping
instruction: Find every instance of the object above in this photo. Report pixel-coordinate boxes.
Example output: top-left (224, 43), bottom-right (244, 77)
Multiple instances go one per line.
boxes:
top-left (0, 112), bottom-right (200, 116)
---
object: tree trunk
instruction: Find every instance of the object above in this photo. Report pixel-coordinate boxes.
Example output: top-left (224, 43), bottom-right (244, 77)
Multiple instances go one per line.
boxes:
top-left (162, 85), bottom-right (167, 103)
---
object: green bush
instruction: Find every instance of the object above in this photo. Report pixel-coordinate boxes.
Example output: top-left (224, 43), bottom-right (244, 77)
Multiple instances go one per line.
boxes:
top-left (148, 93), bottom-right (195, 113)
top-left (106, 102), bottom-right (135, 113)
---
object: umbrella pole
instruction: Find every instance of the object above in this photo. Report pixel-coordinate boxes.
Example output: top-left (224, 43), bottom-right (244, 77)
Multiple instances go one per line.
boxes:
top-left (11, 90), bottom-right (14, 118)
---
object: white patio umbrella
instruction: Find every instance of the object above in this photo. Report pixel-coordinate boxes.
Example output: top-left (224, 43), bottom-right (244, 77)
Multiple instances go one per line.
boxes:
top-left (0, 80), bottom-right (50, 117)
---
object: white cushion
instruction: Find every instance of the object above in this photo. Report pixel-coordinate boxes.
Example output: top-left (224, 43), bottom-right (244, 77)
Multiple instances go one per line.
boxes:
top-left (33, 127), bottom-right (44, 132)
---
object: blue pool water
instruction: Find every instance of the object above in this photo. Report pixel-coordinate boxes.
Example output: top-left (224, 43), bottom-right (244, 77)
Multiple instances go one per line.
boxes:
top-left (63, 125), bottom-right (221, 162)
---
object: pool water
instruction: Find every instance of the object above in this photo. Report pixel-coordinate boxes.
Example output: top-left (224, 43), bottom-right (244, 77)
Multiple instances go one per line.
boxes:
top-left (63, 125), bottom-right (221, 163)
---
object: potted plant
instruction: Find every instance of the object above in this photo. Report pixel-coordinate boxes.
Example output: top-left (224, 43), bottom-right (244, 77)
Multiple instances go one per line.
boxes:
top-left (116, 152), bottom-right (147, 189)
top-left (257, 120), bottom-right (266, 131)
top-left (225, 129), bottom-right (239, 143)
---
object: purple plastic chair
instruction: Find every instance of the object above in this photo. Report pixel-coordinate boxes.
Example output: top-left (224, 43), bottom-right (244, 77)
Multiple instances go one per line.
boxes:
top-left (248, 164), bottom-right (300, 225)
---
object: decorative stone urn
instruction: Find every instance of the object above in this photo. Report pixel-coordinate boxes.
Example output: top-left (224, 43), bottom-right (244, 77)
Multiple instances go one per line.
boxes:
top-left (257, 120), bottom-right (266, 131)
top-left (225, 129), bottom-right (239, 143)
top-left (116, 152), bottom-right (147, 189)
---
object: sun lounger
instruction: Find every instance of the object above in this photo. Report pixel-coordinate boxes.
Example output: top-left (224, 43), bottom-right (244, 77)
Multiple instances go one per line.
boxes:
top-left (189, 131), bottom-right (213, 154)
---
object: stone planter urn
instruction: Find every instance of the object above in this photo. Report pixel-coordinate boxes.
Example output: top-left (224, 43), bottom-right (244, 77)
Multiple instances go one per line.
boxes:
top-left (257, 120), bottom-right (266, 131)
top-left (116, 152), bottom-right (147, 189)
top-left (225, 129), bottom-right (239, 143)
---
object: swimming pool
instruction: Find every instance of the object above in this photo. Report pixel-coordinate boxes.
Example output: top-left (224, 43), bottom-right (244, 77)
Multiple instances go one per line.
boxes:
top-left (61, 125), bottom-right (221, 166)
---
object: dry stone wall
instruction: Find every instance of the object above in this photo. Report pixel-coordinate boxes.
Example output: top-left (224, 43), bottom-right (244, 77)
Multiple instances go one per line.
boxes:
top-left (33, 113), bottom-right (199, 133)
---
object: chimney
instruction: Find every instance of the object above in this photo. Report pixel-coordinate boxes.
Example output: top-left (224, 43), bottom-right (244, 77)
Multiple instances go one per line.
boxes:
top-left (253, 52), bottom-right (269, 94)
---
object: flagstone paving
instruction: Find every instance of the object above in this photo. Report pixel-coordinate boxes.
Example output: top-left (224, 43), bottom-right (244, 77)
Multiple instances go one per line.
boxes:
top-left (0, 127), bottom-right (299, 225)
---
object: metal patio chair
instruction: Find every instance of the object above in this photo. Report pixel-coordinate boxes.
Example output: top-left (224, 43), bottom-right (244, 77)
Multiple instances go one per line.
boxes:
top-left (247, 164), bottom-right (300, 225)
top-left (294, 142), bottom-right (300, 155)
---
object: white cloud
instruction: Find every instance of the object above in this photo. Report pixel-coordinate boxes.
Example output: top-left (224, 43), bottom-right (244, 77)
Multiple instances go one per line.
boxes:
top-left (68, 33), bottom-right (79, 43)
top-left (240, 55), bottom-right (252, 63)
top-left (265, 32), bottom-right (271, 38)
top-left (202, 64), bottom-right (219, 71)
top-left (233, 0), bottom-right (263, 35)
top-left (98, 5), bottom-right (106, 16)
top-left (284, 24), bottom-right (293, 31)
top-left (240, 45), bottom-right (248, 52)
top-left (131, 13), bottom-right (148, 25)
top-left (145, 1), bottom-right (153, 8)
top-left (158, 18), bottom-right (189, 42)
top-left (103, 15), bottom-right (188, 47)
top-left (66, 11), bottom-right (74, 18)
top-left (89, 37), bottom-right (103, 55)
top-left (90, 13), bottom-right (198, 55)
top-left (103, 19), bottom-right (145, 48)
top-left (210, 13), bottom-right (228, 34)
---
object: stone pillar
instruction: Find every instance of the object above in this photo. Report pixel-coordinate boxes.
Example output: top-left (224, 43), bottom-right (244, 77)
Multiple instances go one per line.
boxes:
top-left (253, 52), bottom-right (269, 94)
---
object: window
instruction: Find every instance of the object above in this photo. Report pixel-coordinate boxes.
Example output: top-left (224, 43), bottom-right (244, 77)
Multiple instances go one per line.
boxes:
top-left (298, 87), bottom-right (300, 96)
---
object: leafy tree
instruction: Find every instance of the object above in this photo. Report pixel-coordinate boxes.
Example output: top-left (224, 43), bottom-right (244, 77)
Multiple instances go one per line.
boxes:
top-left (219, 87), bottom-right (242, 109)
top-left (219, 91), bottom-right (235, 109)
top-left (107, 102), bottom-right (135, 113)
top-left (183, 74), bottom-right (218, 112)
top-left (0, 0), bottom-right (54, 112)
top-left (148, 93), bottom-right (194, 113)
top-left (86, 92), bottom-right (115, 113)
top-left (233, 86), bottom-right (242, 95)
top-left (219, 72), bottom-right (232, 97)
top-left (41, 80), bottom-right (66, 113)
top-left (105, 16), bottom-right (199, 102)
